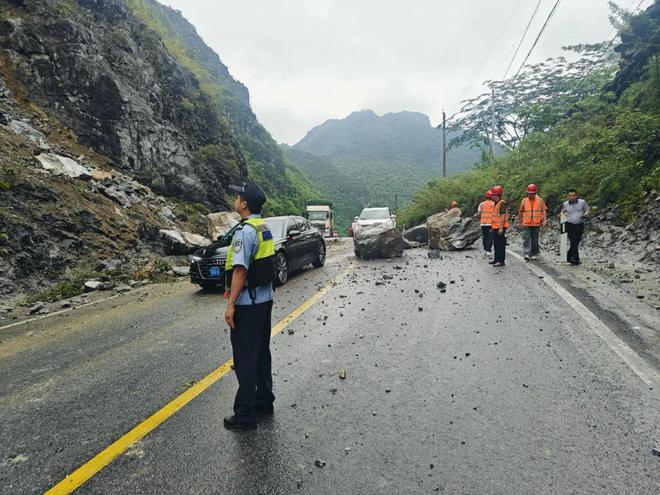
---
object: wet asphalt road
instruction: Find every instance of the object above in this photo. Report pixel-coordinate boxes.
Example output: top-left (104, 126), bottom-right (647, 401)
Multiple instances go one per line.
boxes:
top-left (1, 242), bottom-right (658, 494)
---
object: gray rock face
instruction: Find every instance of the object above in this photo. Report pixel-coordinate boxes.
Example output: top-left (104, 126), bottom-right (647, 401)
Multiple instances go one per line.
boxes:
top-left (207, 211), bottom-right (241, 240)
top-left (427, 212), bottom-right (481, 250)
top-left (403, 224), bottom-right (428, 244)
top-left (0, 1), bottom-right (247, 207)
top-left (160, 229), bottom-right (210, 255)
top-left (7, 119), bottom-right (48, 146)
top-left (353, 224), bottom-right (407, 259)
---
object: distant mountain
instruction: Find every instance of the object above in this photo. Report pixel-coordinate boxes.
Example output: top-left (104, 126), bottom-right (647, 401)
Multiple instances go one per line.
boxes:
top-left (280, 146), bottom-right (368, 233)
top-left (290, 110), bottom-right (491, 214)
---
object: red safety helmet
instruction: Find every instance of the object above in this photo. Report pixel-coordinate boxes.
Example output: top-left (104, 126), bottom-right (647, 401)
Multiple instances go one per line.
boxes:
top-left (491, 185), bottom-right (504, 196)
top-left (527, 183), bottom-right (538, 193)
top-left (485, 190), bottom-right (492, 198)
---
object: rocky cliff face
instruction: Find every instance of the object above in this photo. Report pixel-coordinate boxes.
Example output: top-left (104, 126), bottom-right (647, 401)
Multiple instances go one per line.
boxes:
top-left (1, 0), bottom-right (247, 207)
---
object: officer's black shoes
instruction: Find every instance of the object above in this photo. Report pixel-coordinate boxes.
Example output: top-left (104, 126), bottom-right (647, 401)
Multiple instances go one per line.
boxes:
top-left (492, 262), bottom-right (505, 267)
top-left (254, 404), bottom-right (274, 416)
top-left (223, 415), bottom-right (257, 431)
top-left (488, 260), bottom-right (497, 265)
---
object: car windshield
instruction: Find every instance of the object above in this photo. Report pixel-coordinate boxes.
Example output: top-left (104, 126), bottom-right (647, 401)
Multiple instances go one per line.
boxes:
top-left (264, 218), bottom-right (286, 241)
top-left (307, 211), bottom-right (328, 221)
top-left (359, 208), bottom-right (389, 220)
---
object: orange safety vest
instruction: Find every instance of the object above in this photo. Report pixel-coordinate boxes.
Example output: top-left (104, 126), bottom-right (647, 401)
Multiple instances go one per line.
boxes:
top-left (479, 200), bottom-right (495, 225)
top-left (520, 196), bottom-right (547, 226)
top-left (491, 200), bottom-right (510, 229)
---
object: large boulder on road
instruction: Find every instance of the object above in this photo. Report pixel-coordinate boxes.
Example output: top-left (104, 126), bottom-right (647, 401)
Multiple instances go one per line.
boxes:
top-left (427, 212), bottom-right (481, 250)
top-left (403, 224), bottom-right (428, 244)
top-left (207, 211), bottom-right (241, 240)
top-left (160, 229), bottom-right (211, 255)
top-left (353, 224), bottom-right (407, 259)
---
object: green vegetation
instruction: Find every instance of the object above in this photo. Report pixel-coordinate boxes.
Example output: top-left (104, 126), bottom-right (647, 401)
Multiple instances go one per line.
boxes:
top-left (400, 4), bottom-right (659, 228)
top-left (281, 146), bottom-right (369, 233)
top-left (290, 110), bottom-right (496, 219)
top-left (125, 0), bottom-right (318, 215)
top-left (20, 268), bottom-right (98, 305)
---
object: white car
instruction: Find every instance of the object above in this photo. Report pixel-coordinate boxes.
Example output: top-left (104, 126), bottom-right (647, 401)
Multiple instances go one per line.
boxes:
top-left (354, 207), bottom-right (396, 235)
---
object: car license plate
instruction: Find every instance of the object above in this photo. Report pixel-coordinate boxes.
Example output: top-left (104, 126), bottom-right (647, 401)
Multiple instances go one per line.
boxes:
top-left (209, 267), bottom-right (221, 277)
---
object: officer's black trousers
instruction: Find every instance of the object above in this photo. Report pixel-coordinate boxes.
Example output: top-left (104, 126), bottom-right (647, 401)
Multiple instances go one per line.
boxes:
top-left (481, 226), bottom-right (493, 252)
top-left (565, 222), bottom-right (584, 263)
top-left (230, 300), bottom-right (275, 421)
top-left (493, 228), bottom-right (507, 263)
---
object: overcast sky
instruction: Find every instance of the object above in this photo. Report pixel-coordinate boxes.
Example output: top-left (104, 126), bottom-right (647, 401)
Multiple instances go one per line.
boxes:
top-left (162, 0), bottom-right (652, 144)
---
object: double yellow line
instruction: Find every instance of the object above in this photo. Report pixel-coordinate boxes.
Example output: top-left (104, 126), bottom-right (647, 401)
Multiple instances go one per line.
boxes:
top-left (46, 263), bottom-right (355, 494)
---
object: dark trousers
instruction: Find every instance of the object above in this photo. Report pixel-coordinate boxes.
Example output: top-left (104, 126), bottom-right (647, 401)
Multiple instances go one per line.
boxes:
top-left (522, 226), bottom-right (540, 257)
top-left (565, 222), bottom-right (584, 263)
top-left (493, 228), bottom-right (507, 263)
top-left (230, 300), bottom-right (275, 421)
top-left (481, 226), bottom-right (493, 252)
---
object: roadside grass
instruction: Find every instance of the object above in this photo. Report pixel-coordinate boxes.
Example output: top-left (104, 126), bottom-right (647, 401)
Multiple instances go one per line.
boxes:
top-left (19, 256), bottom-right (180, 306)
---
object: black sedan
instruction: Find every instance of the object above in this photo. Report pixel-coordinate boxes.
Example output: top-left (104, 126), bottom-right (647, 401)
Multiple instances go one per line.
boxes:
top-left (189, 215), bottom-right (326, 289)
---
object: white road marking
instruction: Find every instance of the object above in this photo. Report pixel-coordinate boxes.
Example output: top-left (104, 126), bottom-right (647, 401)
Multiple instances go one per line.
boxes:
top-left (510, 251), bottom-right (658, 386)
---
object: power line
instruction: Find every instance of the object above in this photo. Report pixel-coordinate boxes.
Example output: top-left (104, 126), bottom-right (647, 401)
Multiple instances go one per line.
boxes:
top-left (449, 0), bottom-right (523, 117)
top-left (514, 0), bottom-right (563, 77)
top-left (502, 0), bottom-right (543, 80)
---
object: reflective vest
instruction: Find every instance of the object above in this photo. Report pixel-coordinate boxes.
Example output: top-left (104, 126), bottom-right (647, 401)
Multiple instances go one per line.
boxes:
top-left (479, 200), bottom-right (495, 225)
top-left (225, 216), bottom-right (275, 291)
top-left (520, 196), bottom-right (547, 226)
top-left (491, 200), bottom-right (510, 229)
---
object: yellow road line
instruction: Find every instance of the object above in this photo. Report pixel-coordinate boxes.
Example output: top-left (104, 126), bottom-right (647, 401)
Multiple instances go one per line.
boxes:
top-left (45, 262), bottom-right (355, 495)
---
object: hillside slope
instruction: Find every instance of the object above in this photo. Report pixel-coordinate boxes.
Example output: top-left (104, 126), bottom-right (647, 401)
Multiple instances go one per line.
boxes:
top-left (292, 110), bottom-right (490, 209)
top-left (280, 145), bottom-right (369, 232)
top-left (0, 0), bottom-right (314, 300)
top-left (125, 0), bottom-right (317, 214)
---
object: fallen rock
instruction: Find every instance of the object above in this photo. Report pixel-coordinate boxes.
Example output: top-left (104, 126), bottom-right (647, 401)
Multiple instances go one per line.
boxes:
top-left (171, 266), bottom-right (189, 277)
top-left (353, 224), bottom-right (407, 259)
top-left (402, 224), bottom-right (428, 244)
top-left (428, 250), bottom-right (442, 259)
top-left (100, 185), bottom-right (132, 207)
top-left (84, 280), bottom-right (103, 292)
top-left (36, 153), bottom-right (91, 179)
top-left (27, 302), bottom-right (45, 315)
top-left (160, 229), bottom-right (211, 255)
top-left (113, 285), bottom-right (131, 293)
top-left (207, 211), bottom-right (241, 240)
top-left (427, 212), bottom-right (481, 250)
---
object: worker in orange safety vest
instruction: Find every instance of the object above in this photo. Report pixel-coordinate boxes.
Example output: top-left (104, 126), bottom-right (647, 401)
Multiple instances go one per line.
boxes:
top-left (517, 184), bottom-right (547, 261)
top-left (475, 190), bottom-right (495, 256)
top-left (489, 185), bottom-right (509, 267)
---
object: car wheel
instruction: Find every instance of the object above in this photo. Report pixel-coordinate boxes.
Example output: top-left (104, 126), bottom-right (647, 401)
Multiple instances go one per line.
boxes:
top-left (274, 251), bottom-right (288, 286)
top-left (312, 242), bottom-right (326, 267)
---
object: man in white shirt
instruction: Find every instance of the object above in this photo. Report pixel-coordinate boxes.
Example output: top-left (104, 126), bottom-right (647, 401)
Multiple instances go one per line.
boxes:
top-left (561, 189), bottom-right (590, 265)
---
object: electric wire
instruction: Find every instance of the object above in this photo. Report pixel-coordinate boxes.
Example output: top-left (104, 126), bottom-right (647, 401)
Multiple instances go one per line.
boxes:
top-left (448, 0), bottom-right (523, 119)
top-left (514, 0), bottom-right (563, 76)
top-left (502, 0), bottom-right (543, 80)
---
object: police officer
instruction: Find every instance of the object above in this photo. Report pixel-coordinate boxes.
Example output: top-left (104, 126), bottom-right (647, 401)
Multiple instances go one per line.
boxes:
top-left (223, 182), bottom-right (276, 431)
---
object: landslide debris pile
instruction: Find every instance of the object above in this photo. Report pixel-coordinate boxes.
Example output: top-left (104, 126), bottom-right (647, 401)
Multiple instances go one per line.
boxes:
top-left (0, 0), bottom-right (294, 302)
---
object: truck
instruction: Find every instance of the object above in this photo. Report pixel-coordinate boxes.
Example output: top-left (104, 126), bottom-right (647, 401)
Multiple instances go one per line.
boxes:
top-left (304, 200), bottom-right (335, 237)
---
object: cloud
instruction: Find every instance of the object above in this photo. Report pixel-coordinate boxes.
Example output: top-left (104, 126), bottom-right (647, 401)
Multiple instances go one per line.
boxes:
top-left (162, 0), bottom-right (649, 144)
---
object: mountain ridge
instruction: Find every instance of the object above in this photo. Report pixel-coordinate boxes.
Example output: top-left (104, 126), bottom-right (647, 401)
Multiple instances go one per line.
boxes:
top-left (287, 109), bottom-right (490, 226)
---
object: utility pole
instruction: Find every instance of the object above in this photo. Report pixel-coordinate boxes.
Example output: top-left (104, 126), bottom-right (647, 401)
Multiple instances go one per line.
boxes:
top-left (489, 88), bottom-right (496, 159)
top-left (442, 109), bottom-right (447, 178)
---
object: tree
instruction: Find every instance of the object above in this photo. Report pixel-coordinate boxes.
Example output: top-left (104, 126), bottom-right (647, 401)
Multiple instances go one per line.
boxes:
top-left (449, 44), bottom-right (618, 152)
